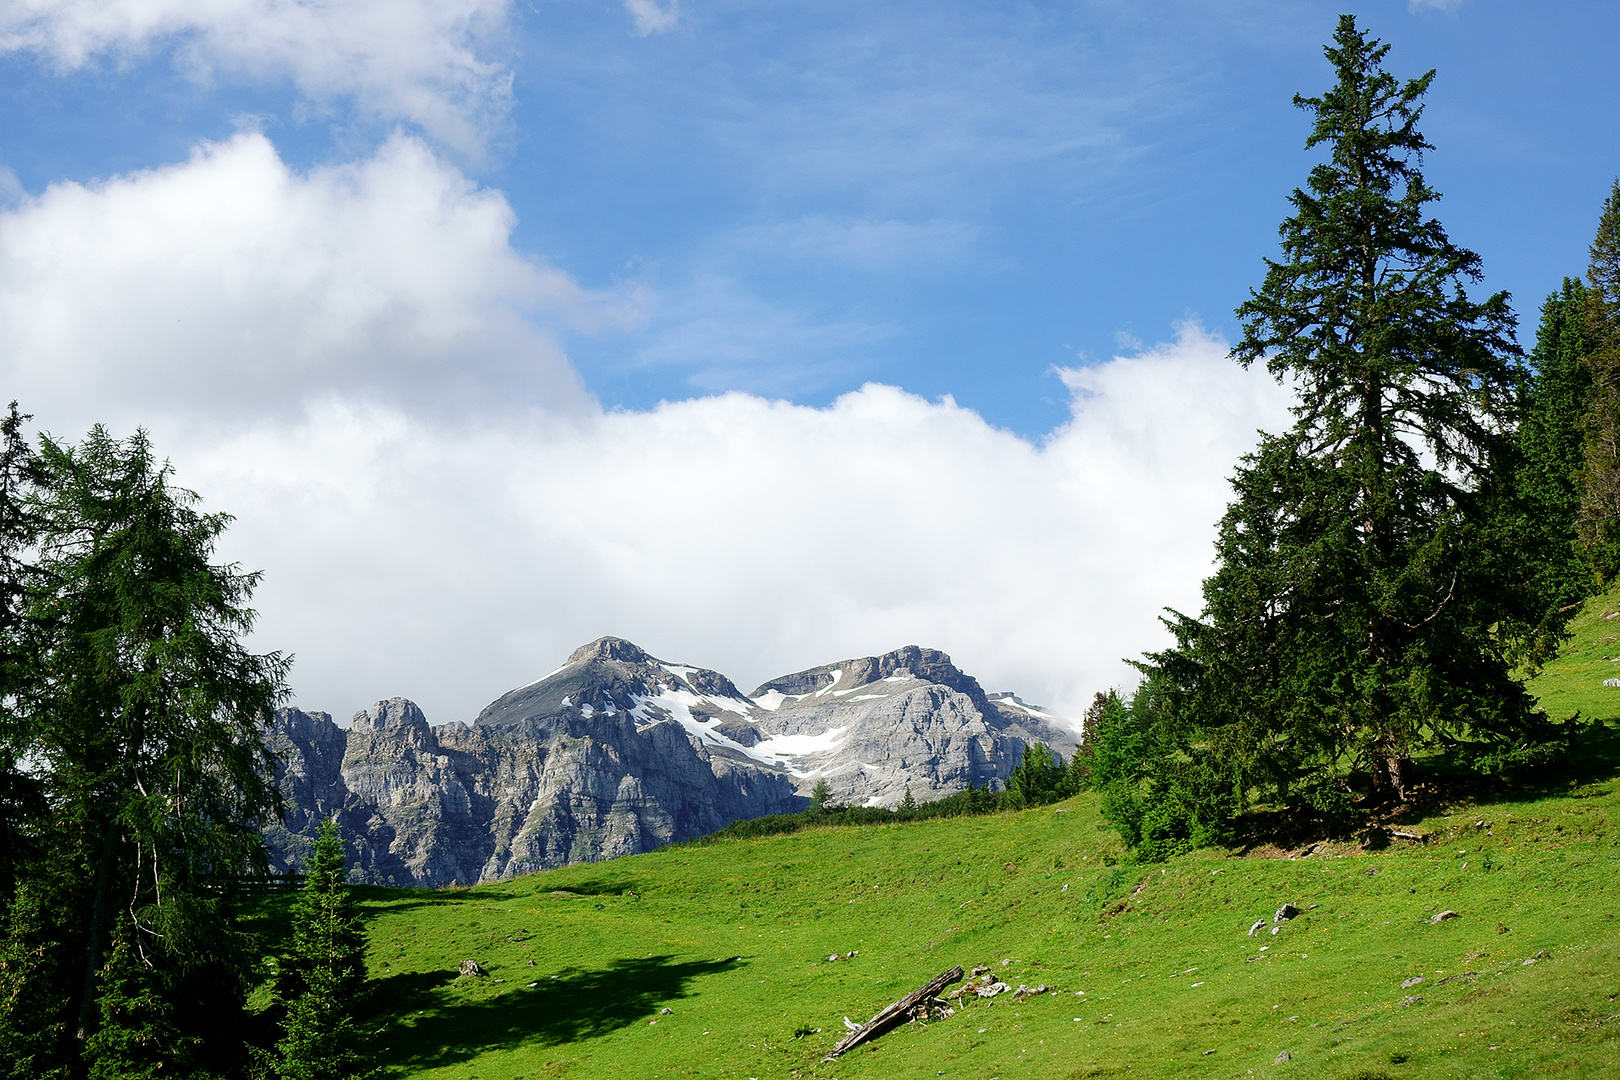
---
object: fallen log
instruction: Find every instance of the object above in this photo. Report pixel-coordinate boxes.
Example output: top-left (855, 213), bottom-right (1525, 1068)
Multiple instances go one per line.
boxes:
top-left (823, 966), bottom-right (964, 1061)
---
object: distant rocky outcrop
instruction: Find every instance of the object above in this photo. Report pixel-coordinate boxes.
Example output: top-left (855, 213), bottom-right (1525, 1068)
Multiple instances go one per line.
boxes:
top-left (265, 638), bottom-right (1075, 886)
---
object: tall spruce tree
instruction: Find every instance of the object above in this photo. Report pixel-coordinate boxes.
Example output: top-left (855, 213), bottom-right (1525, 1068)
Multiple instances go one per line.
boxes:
top-left (1146, 17), bottom-right (1556, 823)
top-left (1515, 279), bottom-right (1595, 606)
top-left (83, 918), bottom-right (201, 1080)
top-left (1580, 180), bottom-right (1620, 578)
top-left (9, 425), bottom-right (289, 1071)
top-left (0, 403), bottom-right (44, 905)
top-left (267, 819), bottom-right (368, 1080)
top-left (0, 884), bottom-right (70, 1080)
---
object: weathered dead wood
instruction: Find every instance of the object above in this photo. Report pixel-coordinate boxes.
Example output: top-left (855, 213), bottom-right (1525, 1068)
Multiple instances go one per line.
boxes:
top-left (823, 966), bottom-right (964, 1061)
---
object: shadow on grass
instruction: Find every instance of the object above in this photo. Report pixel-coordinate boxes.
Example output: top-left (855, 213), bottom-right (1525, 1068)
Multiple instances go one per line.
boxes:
top-left (1401, 720), bottom-right (1620, 814)
top-left (1230, 721), bottom-right (1620, 853)
top-left (527, 875), bottom-right (644, 897)
top-left (352, 877), bottom-right (647, 918)
top-left (364, 953), bottom-right (746, 1072)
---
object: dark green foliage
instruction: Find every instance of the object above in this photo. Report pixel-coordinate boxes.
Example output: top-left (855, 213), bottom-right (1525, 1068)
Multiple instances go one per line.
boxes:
top-left (1094, 676), bottom-right (1235, 863)
top-left (0, 884), bottom-right (70, 1080)
top-left (1515, 280), bottom-right (1596, 606)
top-left (1581, 180), bottom-right (1620, 579)
top-left (1085, 690), bottom-right (1139, 791)
top-left (265, 820), bottom-right (368, 1080)
top-left (808, 778), bottom-right (833, 813)
top-left (276, 821), bottom-right (366, 1006)
top-left (0, 420), bottom-right (289, 1077)
top-left (898, 785), bottom-right (917, 811)
top-left (18, 426), bottom-right (290, 1045)
top-left (83, 919), bottom-right (200, 1080)
top-left (693, 777), bottom-right (1012, 845)
top-left (1006, 742), bottom-right (1068, 807)
top-left (1139, 17), bottom-right (1559, 840)
top-left (0, 403), bottom-right (44, 903)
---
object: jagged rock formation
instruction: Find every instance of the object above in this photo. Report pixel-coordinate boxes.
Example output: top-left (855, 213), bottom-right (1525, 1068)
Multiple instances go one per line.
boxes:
top-left (266, 638), bottom-right (1074, 886)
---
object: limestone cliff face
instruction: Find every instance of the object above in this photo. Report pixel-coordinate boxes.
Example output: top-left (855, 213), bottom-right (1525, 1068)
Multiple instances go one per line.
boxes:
top-left (747, 645), bottom-right (1077, 808)
top-left (266, 638), bottom-right (1073, 886)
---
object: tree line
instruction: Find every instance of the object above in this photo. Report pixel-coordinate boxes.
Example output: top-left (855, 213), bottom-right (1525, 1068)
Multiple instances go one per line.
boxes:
top-left (0, 420), bottom-right (367, 1078)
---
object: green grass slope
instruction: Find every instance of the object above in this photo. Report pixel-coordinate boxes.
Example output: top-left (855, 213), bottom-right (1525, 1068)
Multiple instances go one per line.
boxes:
top-left (1525, 582), bottom-right (1620, 726)
top-left (252, 591), bottom-right (1620, 1080)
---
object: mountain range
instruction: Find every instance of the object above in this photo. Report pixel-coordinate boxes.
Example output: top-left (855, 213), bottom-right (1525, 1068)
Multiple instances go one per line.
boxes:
top-left (263, 637), bottom-right (1076, 886)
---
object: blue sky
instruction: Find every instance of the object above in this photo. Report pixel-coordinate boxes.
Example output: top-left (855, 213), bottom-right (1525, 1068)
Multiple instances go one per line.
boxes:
top-left (5, 1), bottom-right (1616, 435)
top-left (0, 1), bottom-right (1615, 721)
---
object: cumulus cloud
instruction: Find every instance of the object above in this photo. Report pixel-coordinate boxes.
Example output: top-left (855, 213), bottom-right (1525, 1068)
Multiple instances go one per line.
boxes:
top-left (154, 323), bottom-right (1290, 728)
top-left (623, 0), bottom-right (679, 37)
top-left (0, 130), bottom-right (1292, 733)
top-left (0, 131), bottom-right (636, 426)
top-left (0, 0), bottom-right (513, 151)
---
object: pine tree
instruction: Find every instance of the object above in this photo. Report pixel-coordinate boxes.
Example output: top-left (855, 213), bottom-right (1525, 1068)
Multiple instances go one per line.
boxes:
top-left (1145, 17), bottom-right (1556, 825)
top-left (1515, 279), bottom-right (1595, 605)
top-left (898, 786), bottom-right (917, 811)
top-left (1580, 180), bottom-right (1620, 577)
top-left (0, 884), bottom-right (70, 1080)
top-left (0, 403), bottom-right (44, 905)
top-left (83, 918), bottom-right (199, 1080)
top-left (16, 426), bottom-right (291, 1044)
top-left (808, 779), bottom-right (833, 813)
top-left (267, 819), bottom-right (368, 1080)
top-left (1093, 672), bottom-right (1235, 861)
top-left (0, 424), bottom-right (292, 1077)
top-left (1006, 743), bottom-right (1068, 807)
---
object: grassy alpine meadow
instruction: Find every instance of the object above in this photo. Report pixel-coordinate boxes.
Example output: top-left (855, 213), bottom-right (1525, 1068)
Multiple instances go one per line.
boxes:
top-left (245, 588), bottom-right (1620, 1080)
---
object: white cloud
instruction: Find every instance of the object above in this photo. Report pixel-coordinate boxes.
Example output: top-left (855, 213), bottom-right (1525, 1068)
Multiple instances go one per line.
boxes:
top-left (623, 0), bottom-right (679, 37)
top-left (160, 323), bottom-right (1289, 728)
top-left (0, 0), bottom-right (514, 152)
top-left (0, 131), bottom-right (636, 426)
top-left (0, 129), bottom-right (1293, 733)
top-left (1408, 0), bottom-right (1470, 12)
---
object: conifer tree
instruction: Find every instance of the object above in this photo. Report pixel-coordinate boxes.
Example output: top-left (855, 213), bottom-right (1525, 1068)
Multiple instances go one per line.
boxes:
top-left (0, 403), bottom-right (44, 906)
top-left (1093, 671), bottom-right (1234, 860)
top-left (1580, 180), bottom-right (1620, 577)
top-left (0, 884), bottom-right (70, 1080)
top-left (1145, 17), bottom-right (1557, 824)
top-left (1516, 279), bottom-right (1595, 604)
top-left (267, 819), bottom-right (368, 1080)
top-left (82, 918), bottom-right (199, 1080)
top-left (1007, 743), bottom-right (1066, 807)
top-left (10, 424), bottom-right (289, 1068)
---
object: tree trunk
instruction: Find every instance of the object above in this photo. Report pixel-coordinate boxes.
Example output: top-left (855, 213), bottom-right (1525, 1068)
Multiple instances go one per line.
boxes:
top-left (1387, 755), bottom-right (1412, 802)
top-left (823, 966), bottom-right (964, 1060)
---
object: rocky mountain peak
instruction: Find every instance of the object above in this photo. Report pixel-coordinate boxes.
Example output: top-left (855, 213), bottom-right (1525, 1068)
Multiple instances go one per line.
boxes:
top-left (351, 697), bottom-right (430, 732)
top-left (750, 644), bottom-right (993, 713)
top-left (566, 636), bottom-right (652, 666)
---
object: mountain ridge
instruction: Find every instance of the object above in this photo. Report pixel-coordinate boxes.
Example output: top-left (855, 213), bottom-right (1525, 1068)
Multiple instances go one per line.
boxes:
top-left (264, 637), bottom-right (1075, 886)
